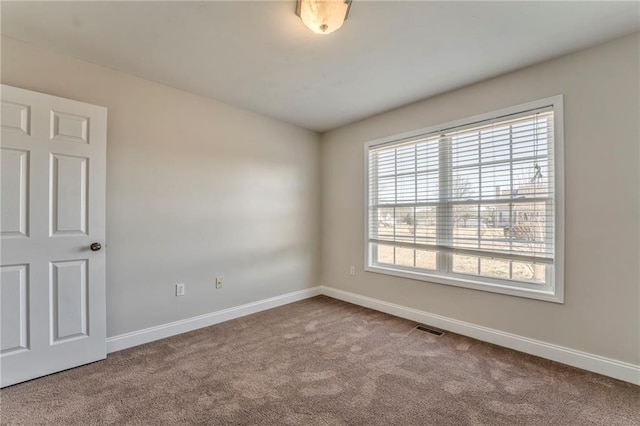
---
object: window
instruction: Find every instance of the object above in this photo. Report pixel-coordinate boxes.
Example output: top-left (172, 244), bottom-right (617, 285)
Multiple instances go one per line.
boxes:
top-left (365, 96), bottom-right (564, 302)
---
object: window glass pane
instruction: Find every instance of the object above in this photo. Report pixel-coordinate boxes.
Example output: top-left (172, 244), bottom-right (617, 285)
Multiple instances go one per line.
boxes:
top-left (416, 172), bottom-right (438, 203)
top-left (416, 141), bottom-right (439, 172)
top-left (512, 262), bottom-right (547, 284)
top-left (414, 207), bottom-right (437, 243)
top-left (453, 204), bottom-right (480, 249)
top-left (394, 207), bottom-right (415, 242)
top-left (375, 244), bottom-right (394, 265)
top-left (453, 255), bottom-right (479, 276)
top-left (451, 169), bottom-right (479, 200)
top-left (452, 132), bottom-right (479, 167)
top-left (376, 150), bottom-right (395, 176)
top-left (397, 174), bottom-right (416, 203)
top-left (512, 118), bottom-right (549, 160)
top-left (480, 164), bottom-right (511, 200)
top-left (480, 258), bottom-right (510, 279)
top-left (480, 125), bottom-right (511, 162)
top-left (478, 204), bottom-right (510, 252)
top-left (372, 207), bottom-right (395, 242)
top-left (378, 176), bottom-right (396, 204)
top-left (416, 250), bottom-right (436, 270)
top-left (395, 247), bottom-right (415, 268)
top-left (512, 161), bottom-right (549, 195)
top-left (396, 145), bottom-right (415, 173)
top-left (375, 207), bottom-right (395, 234)
top-left (509, 219), bottom-right (548, 257)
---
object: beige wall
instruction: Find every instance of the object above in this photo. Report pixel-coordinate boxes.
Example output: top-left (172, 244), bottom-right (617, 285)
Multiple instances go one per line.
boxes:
top-left (1, 36), bottom-right (321, 337)
top-left (321, 33), bottom-right (640, 365)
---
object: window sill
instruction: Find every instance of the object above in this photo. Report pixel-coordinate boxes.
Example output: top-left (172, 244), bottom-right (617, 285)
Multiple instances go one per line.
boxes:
top-left (365, 264), bottom-right (564, 303)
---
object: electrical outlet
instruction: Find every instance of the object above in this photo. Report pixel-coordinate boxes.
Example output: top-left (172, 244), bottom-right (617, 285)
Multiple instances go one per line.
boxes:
top-left (349, 266), bottom-right (356, 276)
top-left (215, 277), bottom-right (224, 289)
top-left (176, 283), bottom-right (185, 296)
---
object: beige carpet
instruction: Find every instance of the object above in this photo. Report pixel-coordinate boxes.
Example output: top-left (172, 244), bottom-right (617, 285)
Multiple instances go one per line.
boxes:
top-left (1, 296), bottom-right (638, 425)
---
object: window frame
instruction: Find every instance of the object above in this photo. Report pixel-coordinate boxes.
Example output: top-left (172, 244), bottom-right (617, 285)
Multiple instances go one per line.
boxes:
top-left (363, 95), bottom-right (565, 303)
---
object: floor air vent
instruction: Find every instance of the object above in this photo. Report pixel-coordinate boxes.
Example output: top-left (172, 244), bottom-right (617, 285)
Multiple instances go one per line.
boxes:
top-left (415, 325), bottom-right (445, 336)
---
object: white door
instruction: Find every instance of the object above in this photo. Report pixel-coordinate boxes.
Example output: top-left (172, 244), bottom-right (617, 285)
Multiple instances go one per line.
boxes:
top-left (0, 85), bottom-right (107, 387)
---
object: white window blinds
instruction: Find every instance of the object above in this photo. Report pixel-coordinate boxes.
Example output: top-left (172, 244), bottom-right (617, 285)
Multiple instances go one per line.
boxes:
top-left (367, 105), bottom-right (559, 296)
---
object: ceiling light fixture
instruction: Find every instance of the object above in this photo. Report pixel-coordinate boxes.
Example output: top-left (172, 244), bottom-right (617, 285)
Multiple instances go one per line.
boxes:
top-left (296, 0), bottom-right (352, 35)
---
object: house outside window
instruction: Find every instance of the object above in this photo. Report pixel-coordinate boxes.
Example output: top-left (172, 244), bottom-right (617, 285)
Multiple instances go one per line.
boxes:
top-left (365, 96), bottom-right (564, 302)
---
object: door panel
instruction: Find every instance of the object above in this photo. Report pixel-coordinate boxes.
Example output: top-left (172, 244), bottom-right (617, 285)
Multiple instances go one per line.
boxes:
top-left (0, 148), bottom-right (29, 237)
top-left (50, 111), bottom-right (90, 144)
top-left (50, 154), bottom-right (88, 236)
top-left (0, 264), bottom-right (29, 354)
top-left (50, 259), bottom-right (88, 343)
top-left (1, 101), bottom-right (30, 135)
top-left (0, 85), bottom-right (107, 387)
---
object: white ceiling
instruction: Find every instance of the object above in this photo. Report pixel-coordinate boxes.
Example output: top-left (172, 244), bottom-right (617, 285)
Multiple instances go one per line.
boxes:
top-left (2, 1), bottom-right (639, 132)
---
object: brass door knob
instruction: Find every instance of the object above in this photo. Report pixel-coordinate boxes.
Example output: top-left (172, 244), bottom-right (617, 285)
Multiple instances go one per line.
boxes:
top-left (90, 242), bottom-right (102, 251)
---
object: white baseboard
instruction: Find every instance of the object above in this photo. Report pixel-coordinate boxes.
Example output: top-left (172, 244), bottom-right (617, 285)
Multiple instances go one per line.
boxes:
top-left (106, 287), bottom-right (321, 353)
top-left (106, 284), bottom-right (639, 386)
top-left (320, 286), bottom-right (640, 386)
